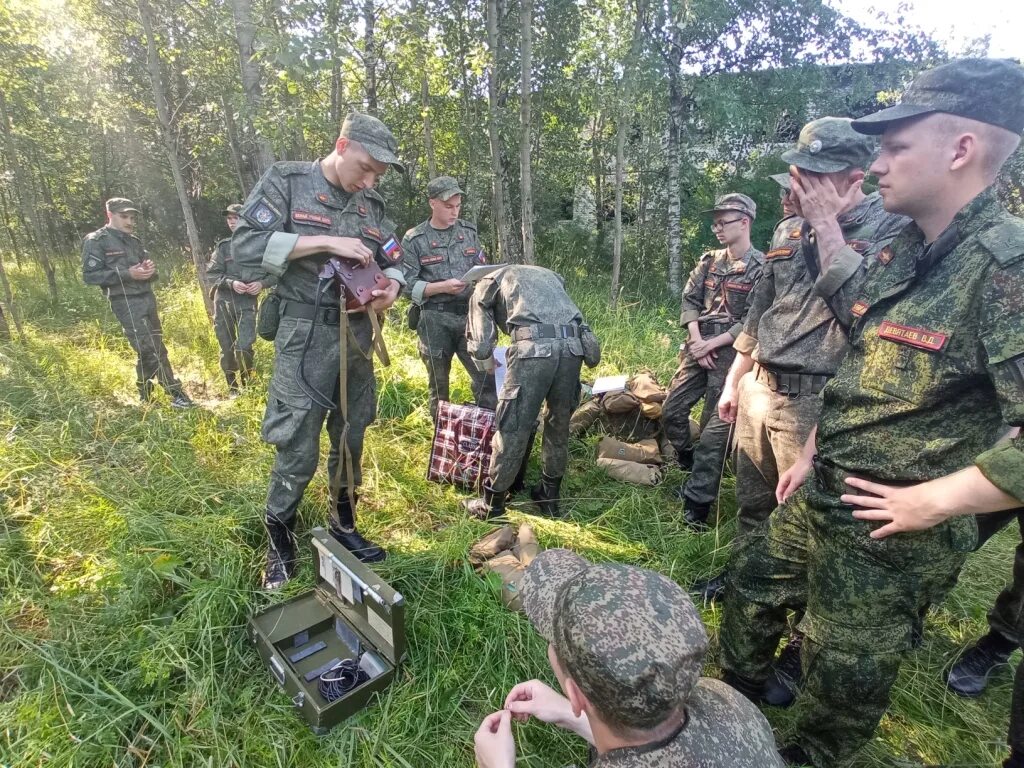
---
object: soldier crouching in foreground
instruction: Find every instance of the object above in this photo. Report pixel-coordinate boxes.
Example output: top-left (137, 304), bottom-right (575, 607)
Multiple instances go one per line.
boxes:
top-left (463, 265), bottom-right (599, 520)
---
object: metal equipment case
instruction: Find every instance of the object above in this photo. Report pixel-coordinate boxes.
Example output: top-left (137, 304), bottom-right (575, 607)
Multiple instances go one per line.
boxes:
top-left (248, 527), bottom-right (406, 733)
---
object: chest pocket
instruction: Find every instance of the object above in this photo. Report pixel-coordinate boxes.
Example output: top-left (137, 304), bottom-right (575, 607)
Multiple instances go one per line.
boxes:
top-left (290, 208), bottom-right (334, 235)
top-left (723, 279), bottom-right (754, 315)
top-left (862, 321), bottom-right (957, 404)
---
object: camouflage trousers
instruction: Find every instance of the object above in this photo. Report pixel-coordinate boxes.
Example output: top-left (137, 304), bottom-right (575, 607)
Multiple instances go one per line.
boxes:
top-left (488, 339), bottom-right (582, 492)
top-left (108, 291), bottom-right (182, 396)
top-left (568, 399), bottom-right (662, 444)
top-left (417, 308), bottom-right (497, 419)
top-left (734, 372), bottom-right (821, 536)
top-left (978, 511), bottom-right (1024, 645)
top-left (213, 292), bottom-right (256, 388)
top-left (662, 345), bottom-right (736, 505)
top-left (262, 313), bottom-right (377, 530)
top-left (720, 472), bottom-right (977, 765)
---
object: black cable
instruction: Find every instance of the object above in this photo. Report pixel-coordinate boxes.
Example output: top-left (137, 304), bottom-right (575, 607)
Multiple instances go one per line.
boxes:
top-left (295, 277), bottom-right (339, 409)
top-left (317, 657), bottom-right (369, 702)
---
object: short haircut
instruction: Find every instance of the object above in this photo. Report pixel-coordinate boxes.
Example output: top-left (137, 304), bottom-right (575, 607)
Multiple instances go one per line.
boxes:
top-left (929, 114), bottom-right (1021, 180)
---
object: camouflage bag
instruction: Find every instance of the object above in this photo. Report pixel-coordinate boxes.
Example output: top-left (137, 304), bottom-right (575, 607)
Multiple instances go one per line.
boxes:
top-left (597, 436), bottom-right (663, 465)
top-left (596, 457), bottom-right (665, 486)
top-left (579, 324), bottom-right (602, 368)
top-left (256, 292), bottom-right (281, 341)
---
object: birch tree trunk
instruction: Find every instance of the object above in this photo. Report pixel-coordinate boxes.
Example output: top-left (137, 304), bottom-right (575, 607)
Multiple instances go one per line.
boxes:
top-left (230, 0), bottom-right (275, 176)
top-left (518, 0), bottom-right (535, 264)
top-left (137, 0), bottom-right (213, 319)
top-left (665, 78), bottom-right (684, 296)
top-left (485, 0), bottom-right (509, 263)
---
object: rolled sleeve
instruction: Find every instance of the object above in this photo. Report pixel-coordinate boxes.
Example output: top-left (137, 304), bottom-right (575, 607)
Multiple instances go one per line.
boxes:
top-left (262, 232), bottom-right (299, 276)
top-left (727, 321), bottom-right (743, 339)
top-left (975, 440), bottom-right (1024, 503)
top-left (814, 244), bottom-right (863, 299)
top-left (734, 330), bottom-right (758, 354)
top-left (411, 280), bottom-right (429, 304)
top-left (680, 308), bottom-right (701, 324)
top-left (383, 266), bottom-right (406, 286)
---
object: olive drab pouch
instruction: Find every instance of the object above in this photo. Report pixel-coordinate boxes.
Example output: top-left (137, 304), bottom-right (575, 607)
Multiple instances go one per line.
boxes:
top-left (596, 457), bottom-right (664, 486)
top-left (407, 303), bottom-right (421, 331)
top-left (597, 437), bottom-right (663, 465)
top-left (257, 292), bottom-right (282, 341)
top-left (580, 324), bottom-right (602, 368)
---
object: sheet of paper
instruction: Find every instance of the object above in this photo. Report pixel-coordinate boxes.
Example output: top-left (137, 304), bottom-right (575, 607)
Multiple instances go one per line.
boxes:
top-left (591, 375), bottom-right (627, 395)
top-left (461, 264), bottom-right (506, 283)
top-left (494, 346), bottom-right (507, 395)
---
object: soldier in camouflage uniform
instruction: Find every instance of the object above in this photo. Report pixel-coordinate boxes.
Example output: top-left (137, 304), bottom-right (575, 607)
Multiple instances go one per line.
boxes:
top-left (661, 193), bottom-right (764, 528)
top-left (463, 265), bottom-right (588, 520)
top-left (206, 203), bottom-right (275, 395)
top-left (81, 198), bottom-right (194, 408)
top-left (401, 176), bottom-right (497, 418)
top-left (769, 172), bottom-right (798, 248)
top-left (232, 113), bottom-right (407, 588)
top-left (719, 59), bottom-right (1024, 766)
top-left (473, 548), bottom-right (783, 768)
top-left (696, 120), bottom-right (906, 624)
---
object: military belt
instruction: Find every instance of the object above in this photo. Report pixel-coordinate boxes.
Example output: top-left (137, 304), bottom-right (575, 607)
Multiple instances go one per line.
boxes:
top-left (754, 363), bottom-right (830, 396)
top-left (422, 300), bottom-right (469, 314)
top-left (280, 299), bottom-right (342, 326)
top-left (698, 319), bottom-right (733, 335)
top-left (512, 324), bottom-right (579, 342)
top-left (811, 455), bottom-right (914, 500)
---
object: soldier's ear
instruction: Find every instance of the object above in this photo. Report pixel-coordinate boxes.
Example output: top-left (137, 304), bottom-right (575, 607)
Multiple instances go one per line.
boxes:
top-left (336, 137), bottom-right (350, 154)
top-left (563, 676), bottom-right (590, 719)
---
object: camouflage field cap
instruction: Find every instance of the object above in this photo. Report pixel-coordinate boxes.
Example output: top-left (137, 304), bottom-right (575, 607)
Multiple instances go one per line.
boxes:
top-left (427, 176), bottom-right (465, 201)
top-left (340, 112), bottom-right (406, 173)
top-left (106, 197), bottom-right (140, 214)
top-left (521, 549), bottom-right (708, 729)
top-left (769, 172), bottom-right (792, 191)
top-left (701, 192), bottom-right (757, 220)
top-left (781, 117), bottom-right (874, 173)
top-left (223, 203), bottom-right (243, 215)
top-left (853, 58), bottom-right (1024, 135)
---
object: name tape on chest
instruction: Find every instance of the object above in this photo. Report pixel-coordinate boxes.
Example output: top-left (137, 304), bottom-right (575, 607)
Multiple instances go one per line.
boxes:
top-left (877, 320), bottom-right (948, 352)
top-left (420, 254), bottom-right (444, 266)
top-left (724, 280), bottom-right (752, 292)
top-left (766, 247), bottom-right (794, 261)
top-left (104, 249), bottom-right (126, 257)
top-left (292, 210), bottom-right (332, 228)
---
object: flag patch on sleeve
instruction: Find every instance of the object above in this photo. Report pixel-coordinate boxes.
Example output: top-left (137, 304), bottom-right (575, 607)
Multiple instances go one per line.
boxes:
top-left (382, 236), bottom-right (402, 262)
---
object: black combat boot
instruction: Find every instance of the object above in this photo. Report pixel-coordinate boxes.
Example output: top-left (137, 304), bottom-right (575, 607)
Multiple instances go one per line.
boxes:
top-left (675, 447), bottom-right (694, 471)
top-left (330, 492), bottom-right (386, 563)
top-left (721, 670), bottom-right (766, 704)
top-left (690, 570), bottom-right (727, 602)
top-left (463, 486), bottom-right (507, 521)
top-left (947, 630), bottom-right (1018, 697)
top-left (530, 474), bottom-right (564, 518)
top-left (779, 743), bottom-right (814, 766)
top-left (1004, 749), bottom-right (1024, 768)
top-left (168, 385), bottom-right (196, 409)
top-left (138, 380), bottom-right (155, 403)
top-left (682, 498), bottom-right (711, 531)
top-left (263, 516), bottom-right (296, 590)
top-left (763, 633), bottom-right (803, 707)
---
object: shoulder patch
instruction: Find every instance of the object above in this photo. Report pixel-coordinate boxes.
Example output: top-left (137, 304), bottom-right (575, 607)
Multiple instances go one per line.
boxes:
top-left (979, 217), bottom-right (1024, 267)
top-left (405, 223), bottom-right (427, 240)
top-left (243, 196), bottom-right (283, 229)
top-left (276, 160), bottom-right (313, 176)
top-left (766, 247), bottom-right (795, 261)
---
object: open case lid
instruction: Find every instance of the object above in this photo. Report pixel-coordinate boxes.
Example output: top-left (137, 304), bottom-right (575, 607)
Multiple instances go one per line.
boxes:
top-left (309, 527), bottom-right (406, 665)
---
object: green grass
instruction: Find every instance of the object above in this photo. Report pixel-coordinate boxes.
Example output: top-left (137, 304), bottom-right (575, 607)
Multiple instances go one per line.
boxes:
top-left (0, 259), bottom-right (1019, 767)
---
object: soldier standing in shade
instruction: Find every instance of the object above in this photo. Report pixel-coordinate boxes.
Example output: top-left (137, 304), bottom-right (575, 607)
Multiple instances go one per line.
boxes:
top-left (699, 119), bottom-right (905, 617)
top-left (719, 59), bottom-right (1024, 766)
top-left (81, 198), bottom-right (194, 409)
top-left (473, 549), bottom-right (783, 768)
top-left (232, 112), bottom-right (406, 588)
top-left (463, 265), bottom-right (594, 520)
top-left (769, 172), bottom-right (798, 247)
top-left (401, 176), bottom-right (497, 418)
top-left (660, 194), bottom-right (764, 528)
top-left (206, 203), bottom-right (274, 395)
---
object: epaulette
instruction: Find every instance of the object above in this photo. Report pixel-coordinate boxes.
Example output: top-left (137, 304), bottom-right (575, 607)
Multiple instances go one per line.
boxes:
top-left (215, 237), bottom-right (231, 246)
top-left (748, 248), bottom-right (766, 264)
top-left (459, 219), bottom-right (477, 231)
top-left (84, 229), bottom-right (104, 241)
top-left (404, 221), bottom-right (428, 240)
top-left (275, 160), bottom-right (313, 176)
top-left (979, 216), bottom-right (1024, 267)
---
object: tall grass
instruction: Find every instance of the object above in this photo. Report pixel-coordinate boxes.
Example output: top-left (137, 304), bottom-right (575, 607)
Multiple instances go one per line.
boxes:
top-left (0, 260), bottom-right (1018, 767)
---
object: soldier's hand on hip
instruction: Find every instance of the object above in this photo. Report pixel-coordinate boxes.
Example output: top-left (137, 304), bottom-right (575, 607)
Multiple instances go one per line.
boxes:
top-left (328, 236), bottom-right (374, 267)
top-left (368, 278), bottom-right (401, 312)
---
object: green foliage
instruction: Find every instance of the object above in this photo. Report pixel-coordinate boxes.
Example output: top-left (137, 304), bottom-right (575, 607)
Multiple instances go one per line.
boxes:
top-left (1, 260), bottom-right (1019, 767)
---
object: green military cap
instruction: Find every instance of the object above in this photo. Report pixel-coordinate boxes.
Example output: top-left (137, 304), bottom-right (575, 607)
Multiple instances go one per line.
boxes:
top-left (852, 58), bottom-right (1024, 135)
top-left (106, 197), bottom-right (140, 214)
top-left (340, 112), bottom-right (405, 173)
top-left (426, 176), bottom-right (464, 201)
top-left (521, 549), bottom-right (708, 729)
top-left (702, 192), bottom-right (756, 220)
top-left (781, 117), bottom-right (874, 173)
top-left (770, 172), bottom-right (792, 190)
top-left (223, 203), bottom-right (243, 215)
